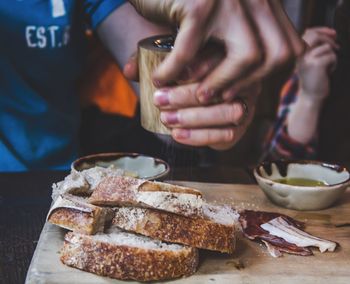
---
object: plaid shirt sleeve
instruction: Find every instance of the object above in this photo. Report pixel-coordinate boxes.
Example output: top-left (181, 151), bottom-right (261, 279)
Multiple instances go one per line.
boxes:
top-left (261, 74), bottom-right (317, 161)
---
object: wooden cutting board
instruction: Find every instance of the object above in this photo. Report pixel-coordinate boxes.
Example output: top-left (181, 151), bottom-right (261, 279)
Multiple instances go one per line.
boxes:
top-left (25, 182), bottom-right (350, 284)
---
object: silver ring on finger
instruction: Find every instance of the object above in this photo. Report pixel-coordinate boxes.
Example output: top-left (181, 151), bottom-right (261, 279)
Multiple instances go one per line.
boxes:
top-left (233, 97), bottom-right (249, 127)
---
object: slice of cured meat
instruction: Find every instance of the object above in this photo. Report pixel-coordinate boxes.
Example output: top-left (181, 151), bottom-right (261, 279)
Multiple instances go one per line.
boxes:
top-left (261, 217), bottom-right (337, 253)
top-left (261, 240), bottom-right (282, 258)
top-left (239, 210), bottom-right (312, 256)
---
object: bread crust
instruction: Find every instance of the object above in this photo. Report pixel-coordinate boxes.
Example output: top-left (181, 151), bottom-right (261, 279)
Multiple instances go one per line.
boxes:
top-left (89, 176), bottom-right (203, 217)
top-left (47, 194), bottom-right (114, 235)
top-left (88, 176), bottom-right (141, 206)
top-left (139, 181), bottom-right (202, 195)
top-left (60, 231), bottom-right (199, 281)
top-left (113, 207), bottom-right (236, 253)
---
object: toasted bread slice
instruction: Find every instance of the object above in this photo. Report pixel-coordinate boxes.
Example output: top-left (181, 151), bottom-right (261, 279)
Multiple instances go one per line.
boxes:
top-left (47, 194), bottom-right (114, 235)
top-left (60, 228), bottom-right (198, 281)
top-left (51, 172), bottom-right (90, 201)
top-left (89, 176), bottom-right (203, 217)
top-left (112, 203), bottom-right (238, 253)
top-left (51, 166), bottom-right (128, 201)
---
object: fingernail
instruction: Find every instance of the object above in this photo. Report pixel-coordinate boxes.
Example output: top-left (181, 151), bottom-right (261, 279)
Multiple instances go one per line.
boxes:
top-left (153, 79), bottom-right (163, 88)
top-left (234, 98), bottom-right (249, 126)
top-left (198, 89), bottom-right (215, 103)
top-left (160, 112), bottom-right (179, 125)
top-left (154, 89), bottom-right (170, 106)
top-left (174, 129), bottom-right (190, 139)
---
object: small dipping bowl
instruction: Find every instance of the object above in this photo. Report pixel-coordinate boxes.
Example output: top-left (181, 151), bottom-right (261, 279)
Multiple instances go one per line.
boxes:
top-left (254, 160), bottom-right (350, 211)
top-left (71, 153), bottom-right (170, 180)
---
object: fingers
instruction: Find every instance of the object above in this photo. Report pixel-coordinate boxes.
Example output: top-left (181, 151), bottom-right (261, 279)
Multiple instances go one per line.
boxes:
top-left (132, 0), bottom-right (305, 101)
top-left (196, 1), bottom-right (261, 102)
top-left (172, 127), bottom-right (236, 149)
top-left (303, 27), bottom-right (337, 43)
top-left (165, 89), bottom-right (258, 149)
top-left (303, 31), bottom-right (339, 50)
top-left (160, 101), bottom-right (246, 128)
top-left (154, 77), bottom-right (246, 111)
top-left (218, 0), bottom-right (302, 99)
top-left (305, 27), bottom-right (337, 36)
top-left (153, 1), bottom-right (217, 85)
top-left (311, 46), bottom-right (337, 72)
top-left (126, 36), bottom-right (223, 87)
top-left (197, 46), bottom-right (261, 103)
top-left (309, 43), bottom-right (336, 57)
top-left (310, 34), bottom-right (339, 50)
top-left (123, 52), bottom-right (138, 81)
top-left (133, 0), bottom-right (305, 107)
top-left (154, 44), bottom-right (225, 109)
top-left (319, 53), bottom-right (338, 71)
top-left (154, 83), bottom-right (202, 109)
top-left (301, 43), bottom-right (337, 74)
top-left (177, 40), bottom-right (225, 83)
top-left (153, 18), bottom-right (204, 85)
top-left (170, 96), bottom-right (256, 150)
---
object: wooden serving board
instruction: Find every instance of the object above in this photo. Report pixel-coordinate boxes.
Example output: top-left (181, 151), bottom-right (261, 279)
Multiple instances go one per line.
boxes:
top-left (25, 182), bottom-right (350, 284)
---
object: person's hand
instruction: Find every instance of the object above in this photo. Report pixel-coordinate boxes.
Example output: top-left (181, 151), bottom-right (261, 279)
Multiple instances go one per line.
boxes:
top-left (286, 28), bottom-right (338, 145)
top-left (302, 27), bottom-right (339, 50)
top-left (154, 82), bottom-right (260, 150)
top-left (128, 0), bottom-right (304, 102)
top-left (125, 40), bottom-right (257, 150)
top-left (297, 28), bottom-right (338, 101)
top-left (125, 0), bottom-right (304, 150)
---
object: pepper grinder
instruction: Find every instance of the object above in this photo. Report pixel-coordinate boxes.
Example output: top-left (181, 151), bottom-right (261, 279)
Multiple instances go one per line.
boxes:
top-left (138, 35), bottom-right (175, 135)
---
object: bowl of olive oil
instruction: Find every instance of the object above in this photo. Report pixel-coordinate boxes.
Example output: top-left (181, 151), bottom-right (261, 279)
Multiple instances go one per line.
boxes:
top-left (254, 160), bottom-right (350, 210)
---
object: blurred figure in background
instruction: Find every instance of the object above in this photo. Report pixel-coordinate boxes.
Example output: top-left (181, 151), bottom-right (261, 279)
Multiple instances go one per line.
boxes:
top-left (265, 0), bottom-right (350, 166)
top-left (262, 27), bottom-right (338, 161)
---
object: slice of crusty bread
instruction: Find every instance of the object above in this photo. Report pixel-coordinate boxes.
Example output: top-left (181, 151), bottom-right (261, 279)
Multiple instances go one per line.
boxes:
top-left (112, 203), bottom-right (238, 253)
top-left (89, 176), bottom-right (203, 217)
top-left (51, 172), bottom-right (90, 201)
top-left (47, 194), bottom-right (114, 235)
top-left (60, 228), bottom-right (199, 281)
top-left (51, 166), bottom-right (128, 201)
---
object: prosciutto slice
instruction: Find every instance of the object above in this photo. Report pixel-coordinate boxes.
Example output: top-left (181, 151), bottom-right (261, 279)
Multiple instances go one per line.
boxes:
top-left (239, 210), bottom-right (314, 257)
top-left (261, 240), bottom-right (282, 258)
top-left (261, 217), bottom-right (337, 253)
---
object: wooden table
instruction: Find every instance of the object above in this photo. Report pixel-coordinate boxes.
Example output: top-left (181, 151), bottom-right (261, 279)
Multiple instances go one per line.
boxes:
top-left (26, 180), bottom-right (350, 284)
top-left (0, 167), bottom-right (253, 284)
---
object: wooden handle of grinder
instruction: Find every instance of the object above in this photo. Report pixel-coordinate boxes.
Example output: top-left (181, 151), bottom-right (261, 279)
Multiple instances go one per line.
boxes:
top-left (138, 35), bottom-right (174, 135)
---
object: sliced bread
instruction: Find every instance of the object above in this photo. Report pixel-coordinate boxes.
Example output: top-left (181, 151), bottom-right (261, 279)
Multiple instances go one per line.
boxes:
top-left (89, 176), bottom-right (203, 217)
top-left (60, 228), bottom-right (199, 281)
top-left (112, 203), bottom-right (238, 253)
top-left (51, 166), bottom-right (128, 201)
top-left (47, 194), bottom-right (114, 235)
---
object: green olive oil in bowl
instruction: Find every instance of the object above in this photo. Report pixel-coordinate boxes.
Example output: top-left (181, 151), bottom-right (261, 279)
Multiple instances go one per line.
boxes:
top-left (274, 178), bottom-right (328, 187)
top-left (254, 160), bottom-right (350, 210)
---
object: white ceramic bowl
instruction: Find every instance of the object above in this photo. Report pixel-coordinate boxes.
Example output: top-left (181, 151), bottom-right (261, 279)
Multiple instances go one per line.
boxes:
top-left (71, 153), bottom-right (170, 180)
top-left (254, 160), bottom-right (350, 211)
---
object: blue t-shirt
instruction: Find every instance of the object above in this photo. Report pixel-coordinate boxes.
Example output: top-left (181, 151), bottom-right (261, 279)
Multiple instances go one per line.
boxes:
top-left (0, 0), bottom-right (125, 171)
